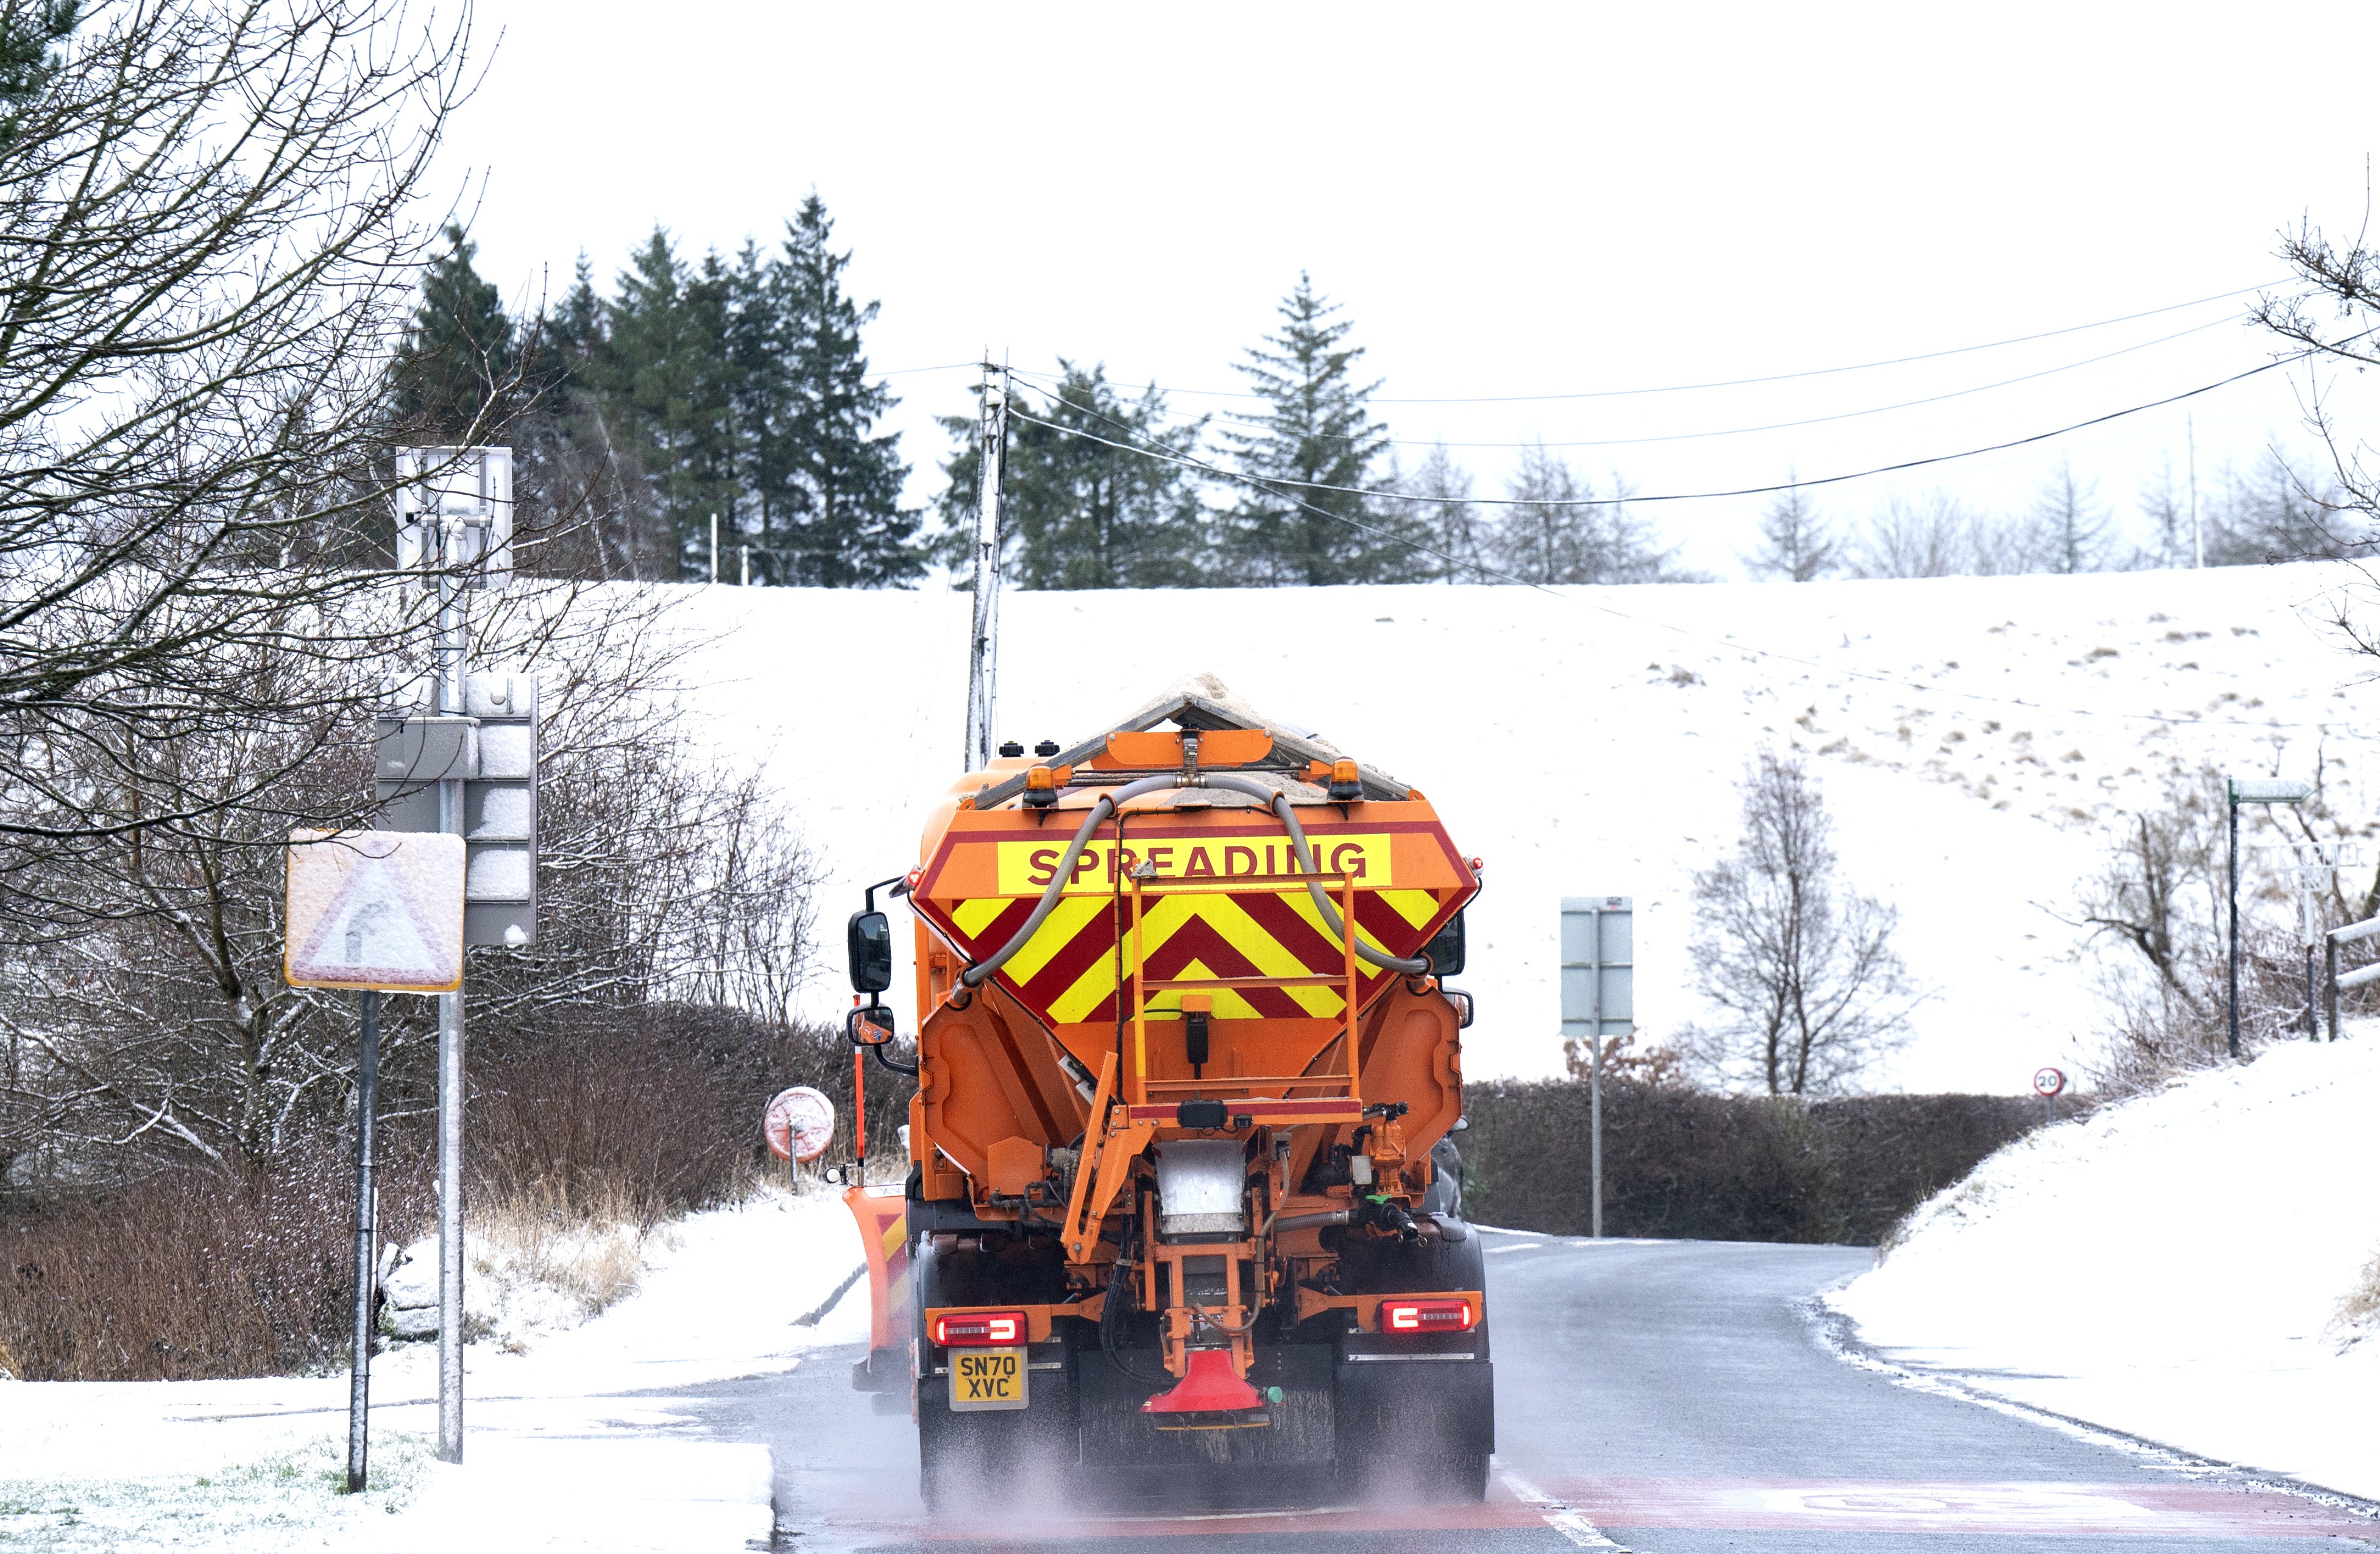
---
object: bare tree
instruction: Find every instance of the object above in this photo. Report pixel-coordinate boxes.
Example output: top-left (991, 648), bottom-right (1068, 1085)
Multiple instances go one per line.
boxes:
top-left (2254, 218), bottom-right (2380, 559)
top-left (1379, 443), bottom-right (1488, 583)
top-left (1682, 753), bottom-right (1915, 1096)
top-left (1851, 491), bottom-right (1979, 579)
top-left (0, 1), bottom-right (476, 928)
top-left (2030, 458), bottom-right (2116, 574)
top-left (0, 586), bottom-right (825, 1179)
top-left (1744, 478), bottom-right (1838, 581)
top-left (1486, 442), bottom-right (1677, 584)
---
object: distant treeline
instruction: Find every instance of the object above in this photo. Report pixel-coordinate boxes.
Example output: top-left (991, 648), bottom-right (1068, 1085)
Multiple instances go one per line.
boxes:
top-left (392, 205), bottom-right (2361, 589)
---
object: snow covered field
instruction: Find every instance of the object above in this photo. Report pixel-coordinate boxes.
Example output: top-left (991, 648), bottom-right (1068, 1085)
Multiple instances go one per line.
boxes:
top-left (0, 1188), bottom-right (869, 1553)
top-left (669, 559), bottom-right (2379, 1093)
top-left (1830, 1023), bottom-right (2380, 1500)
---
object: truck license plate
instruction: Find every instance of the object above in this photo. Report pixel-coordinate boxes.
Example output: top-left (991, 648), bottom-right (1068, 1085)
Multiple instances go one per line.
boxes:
top-left (949, 1347), bottom-right (1029, 1411)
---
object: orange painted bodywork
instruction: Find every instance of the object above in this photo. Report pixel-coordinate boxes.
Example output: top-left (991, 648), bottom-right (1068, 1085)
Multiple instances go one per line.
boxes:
top-left (891, 741), bottom-right (1479, 1382)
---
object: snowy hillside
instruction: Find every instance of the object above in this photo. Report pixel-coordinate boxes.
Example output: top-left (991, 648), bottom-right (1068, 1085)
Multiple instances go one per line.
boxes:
top-left (665, 560), bottom-right (2378, 1092)
top-left (1829, 1024), bottom-right (2380, 1500)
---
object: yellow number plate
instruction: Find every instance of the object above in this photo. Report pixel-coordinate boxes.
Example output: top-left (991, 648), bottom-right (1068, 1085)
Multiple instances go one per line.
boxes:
top-left (949, 1347), bottom-right (1029, 1412)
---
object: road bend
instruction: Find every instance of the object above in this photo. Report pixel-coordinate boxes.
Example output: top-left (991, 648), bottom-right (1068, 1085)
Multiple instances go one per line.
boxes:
top-left (671, 1229), bottom-right (2378, 1552)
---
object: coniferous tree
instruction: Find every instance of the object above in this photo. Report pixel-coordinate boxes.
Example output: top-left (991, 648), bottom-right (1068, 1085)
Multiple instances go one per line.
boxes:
top-left (389, 223), bottom-right (520, 439)
top-left (0, 1), bottom-right (75, 147)
top-left (935, 363), bottom-right (1211, 589)
top-left (767, 193), bottom-right (919, 586)
top-left (600, 229), bottom-right (740, 579)
top-left (1745, 478), bottom-right (1839, 581)
top-left (1221, 274), bottom-right (1411, 585)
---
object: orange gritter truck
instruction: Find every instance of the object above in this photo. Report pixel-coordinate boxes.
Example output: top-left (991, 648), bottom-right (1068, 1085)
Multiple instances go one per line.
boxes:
top-left (840, 679), bottom-right (1489, 1511)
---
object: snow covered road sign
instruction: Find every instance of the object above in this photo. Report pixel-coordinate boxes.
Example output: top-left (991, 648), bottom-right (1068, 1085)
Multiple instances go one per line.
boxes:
top-left (285, 829), bottom-right (466, 992)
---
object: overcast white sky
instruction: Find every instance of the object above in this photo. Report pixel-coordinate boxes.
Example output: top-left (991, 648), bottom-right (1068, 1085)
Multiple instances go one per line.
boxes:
top-left (438, 2), bottom-right (2380, 578)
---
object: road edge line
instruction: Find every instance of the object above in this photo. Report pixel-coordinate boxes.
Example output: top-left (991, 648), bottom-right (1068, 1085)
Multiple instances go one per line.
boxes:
top-left (1495, 1463), bottom-right (1631, 1551)
top-left (1803, 1295), bottom-right (2380, 1530)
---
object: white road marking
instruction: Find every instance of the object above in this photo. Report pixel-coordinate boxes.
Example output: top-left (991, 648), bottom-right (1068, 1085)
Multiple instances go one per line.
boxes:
top-left (1486, 1243), bottom-right (1545, 1255)
top-left (1495, 1464), bottom-right (1632, 1551)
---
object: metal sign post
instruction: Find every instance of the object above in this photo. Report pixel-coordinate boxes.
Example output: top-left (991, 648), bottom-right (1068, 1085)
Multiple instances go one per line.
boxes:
top-left (2031, 1065), bottom-right (2066, 1125)
top-left (2226, 776), bottom-right (2312, 1057)
top-left (1560, 897), bottom-right (1634, 1239)
top-left (346, 989), bottom-right (380, 1492)
top-left (284, 827), bottom-right (465, 1492)
top-left (391, 446), bottom-right (520, 1467)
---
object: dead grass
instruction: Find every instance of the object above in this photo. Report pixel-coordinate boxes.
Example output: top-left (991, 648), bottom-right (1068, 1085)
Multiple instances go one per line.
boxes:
top-left (2337, 1249), bottom-right (2380, 1346)
top-left (0, 1006), bottom-right (903, 1381)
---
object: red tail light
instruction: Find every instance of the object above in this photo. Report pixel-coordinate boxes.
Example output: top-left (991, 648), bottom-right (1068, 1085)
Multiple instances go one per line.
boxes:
top-left (1381, 1298), bottom-right (1475, 1334)
top-left (933, 1309), bottom-right (1026, 1346)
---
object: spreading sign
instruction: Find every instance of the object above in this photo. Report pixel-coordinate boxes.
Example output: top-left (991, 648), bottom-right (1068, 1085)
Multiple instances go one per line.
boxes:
top-left (285, 829), bottom-right (466, 993)
top-left (764, 1085), bottom-right (837, 1163)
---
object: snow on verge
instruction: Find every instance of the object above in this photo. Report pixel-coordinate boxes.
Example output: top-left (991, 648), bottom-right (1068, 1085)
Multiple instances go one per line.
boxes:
top-left (0, 1185), bottom-right (869, 1553)
top-left (1828, 1025), bottom-right (2380, 1501)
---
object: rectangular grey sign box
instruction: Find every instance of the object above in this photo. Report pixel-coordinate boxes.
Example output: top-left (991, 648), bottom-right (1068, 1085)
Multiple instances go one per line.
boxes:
top-left (1560, 895), bottom-right (1634, 1044)
top-left (371, 671), bottom-right (538, 946)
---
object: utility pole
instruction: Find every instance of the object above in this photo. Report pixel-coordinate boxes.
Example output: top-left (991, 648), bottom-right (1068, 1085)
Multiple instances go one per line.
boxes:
top-left (710, 513), bottom-right (719, 584)
top-left (963, 357), bottom-right (1009, 772)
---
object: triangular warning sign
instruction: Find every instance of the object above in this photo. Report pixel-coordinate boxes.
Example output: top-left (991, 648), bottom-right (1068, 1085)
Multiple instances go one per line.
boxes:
top-left (286, 831), bottom-right (464, 992)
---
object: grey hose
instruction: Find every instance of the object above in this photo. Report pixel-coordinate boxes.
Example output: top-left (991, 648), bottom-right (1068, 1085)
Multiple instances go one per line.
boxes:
top-left (1198, 775), bottom-right (1431, 975)
top-left (959, 775), bottom-right (1183, 987)
top-left (959, 768), bottom-right (1428, 990)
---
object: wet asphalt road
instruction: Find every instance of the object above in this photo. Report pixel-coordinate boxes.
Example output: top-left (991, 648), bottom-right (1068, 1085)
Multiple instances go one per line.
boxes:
top-left (670, 1229), bottom-right (2378, 1552)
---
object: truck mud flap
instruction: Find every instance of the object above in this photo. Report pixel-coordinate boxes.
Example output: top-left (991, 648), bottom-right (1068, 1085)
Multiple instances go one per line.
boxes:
top-left (1333, 1356), bottom-right (1495, 1460)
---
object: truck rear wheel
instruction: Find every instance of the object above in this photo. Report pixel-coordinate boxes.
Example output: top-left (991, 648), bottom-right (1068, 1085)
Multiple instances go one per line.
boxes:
top-left (912, 1231), bottom-right (1075, 1516)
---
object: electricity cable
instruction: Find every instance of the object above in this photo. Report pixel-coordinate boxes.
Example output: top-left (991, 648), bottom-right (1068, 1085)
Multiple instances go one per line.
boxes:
top-left (1016, 314), bottom-right (2245, 452)
top-left (1009, 348), bottom-right (2329, 509)
top-left (1004, 279), bottom-right (2290, 406)
top-left (1001, 364), bottom-right (2364, 730)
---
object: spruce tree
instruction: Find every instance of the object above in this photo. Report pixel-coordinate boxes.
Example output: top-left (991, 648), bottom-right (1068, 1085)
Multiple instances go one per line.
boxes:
top-left (602, 229), bottom-right (738, 579)
top-left (0, 1), bottom-right (75, 147)
top-left (389, 223), bottom-right (519, 439)
top-left (935, 364), bottom-right (1211, 589)
top-left (768, 193), bottom-right (919, 587)
top-left (1220, 274), bottom-right (1406, 585)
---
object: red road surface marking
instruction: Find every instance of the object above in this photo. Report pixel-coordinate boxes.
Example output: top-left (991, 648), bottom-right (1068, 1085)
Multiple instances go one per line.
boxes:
top-left (913, 1477), bottom-right (1551, 1539)
top-left (1555, 1477), bottom-right (2379, 1539)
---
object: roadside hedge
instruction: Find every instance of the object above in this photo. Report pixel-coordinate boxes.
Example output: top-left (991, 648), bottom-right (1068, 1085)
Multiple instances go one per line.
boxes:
top-left (1458, 1079), bottom-right (2064, 1246)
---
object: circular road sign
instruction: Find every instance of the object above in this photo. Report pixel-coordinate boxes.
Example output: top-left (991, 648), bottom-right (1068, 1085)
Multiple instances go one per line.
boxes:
top-left (763, 1085), bottom-right (837, 1163)
top-left (2031, 1066), bottom-right (2067, 1099)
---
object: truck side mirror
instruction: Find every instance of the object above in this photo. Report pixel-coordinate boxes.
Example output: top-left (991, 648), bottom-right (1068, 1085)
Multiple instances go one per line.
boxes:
top-left (1424, 910), bottom-right (1465, 977)
top-left (847, 910), bottom-right (893, 993)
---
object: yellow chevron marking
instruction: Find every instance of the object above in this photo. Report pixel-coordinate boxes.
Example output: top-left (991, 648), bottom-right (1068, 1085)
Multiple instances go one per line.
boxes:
top-left (1381, 888), bottom-right (1441, 929)
top-left (1040, 893), bottom-right (1355, 1024)
top-left (953, 897), bottom-right (1008, 937)
top-left (1000, 895), bottom-right (1111, 984)
top-left (1279, 886), bottom-right (1398, 963)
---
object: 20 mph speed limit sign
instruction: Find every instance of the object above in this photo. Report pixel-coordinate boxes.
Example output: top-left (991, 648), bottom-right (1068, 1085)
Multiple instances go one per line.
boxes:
top-left (2032, 1066), bottom-right (2067, 1098)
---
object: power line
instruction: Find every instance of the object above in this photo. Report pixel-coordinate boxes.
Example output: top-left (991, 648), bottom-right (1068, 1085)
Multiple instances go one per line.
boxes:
top-left (1018, 314), bottom-right (2242, 454)
top-left (1007, 279), bottom-right (2289, 406)
top-left (999, 369), bottom-right (2355, 731)
top-left (1013, 350), bottom-right (2314, 511)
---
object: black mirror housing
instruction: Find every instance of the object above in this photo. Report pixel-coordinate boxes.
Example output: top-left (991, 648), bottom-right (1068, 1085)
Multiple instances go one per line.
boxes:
top-left (1424, 910), bottom-right (1465, 977)
top-left (847, 909), bottom-right (893, 993)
